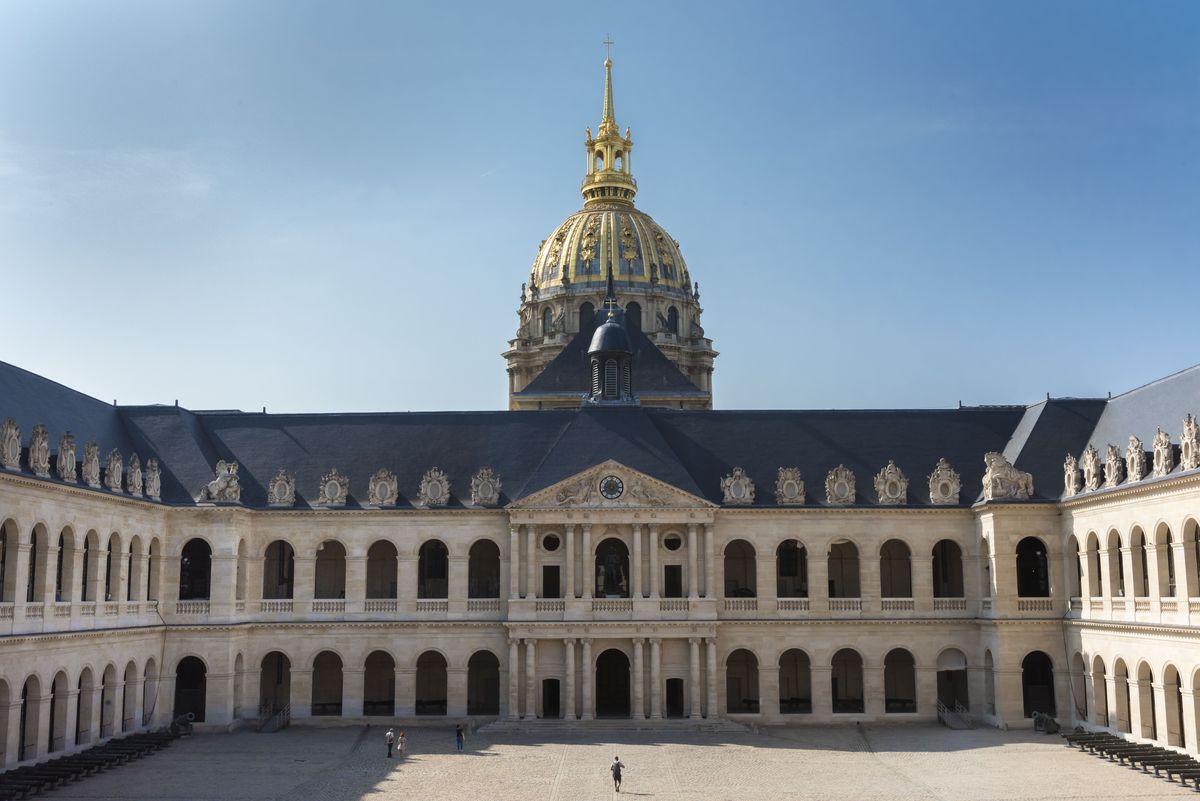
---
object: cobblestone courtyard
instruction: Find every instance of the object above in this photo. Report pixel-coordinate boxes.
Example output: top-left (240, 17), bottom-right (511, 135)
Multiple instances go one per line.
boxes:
top-left (51, 724), bottom-right (1197, 800)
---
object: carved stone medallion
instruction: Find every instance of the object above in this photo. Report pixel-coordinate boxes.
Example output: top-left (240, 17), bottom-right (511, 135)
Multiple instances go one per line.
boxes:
top-left (317, 468), bottom-right (349, 507)
top-left (82, 442), bottom-right (101, 488)
top-left (0, 418), bottom-right (20, 470)
top-left (57, 433), bottom-right (77, 483)
top-left (1153, 427), bottom-right (1174, 477)
top-left (470, 467), bottom-right (502, 507)
top-left (145, 457), bottom-right (161, 501)
top-left (1182, 414), bottom-right (1200, 471)
top-left (873, 461), bottom-right (908, 505)
top-left (720, 467), bottom-right (755, 505)
top-left (29, 424), bottom-right (50, 478)
top-left (196, 460), bottom-right (241, 503)
top-left (1081, 445), bottom-right (1101, 492)
top-left (825, 465), bottom-right (856, 505)
top-left (928, 458), bottom-right (961, 505)
top-left (981, 452), bottom-right (1033, 501)
top-left (1062, 453), bottom-right (1080, 497)
top-left (104, 449), bottom-right (123, 492)
top-left (126, 453), bottom-right (143, 497)
top-left (418, 467), bottom-right (450, 507)
top-left (368, 468), bottom-right (399, 507)
top-left (267, 469), bottom-right (295, 507)
top-left (774, 467), bottom-right (805, 505)
top-left (1103, 444), bottom-right (1124, 488)
top-left (1125, 435), bottom-right (1145, 483)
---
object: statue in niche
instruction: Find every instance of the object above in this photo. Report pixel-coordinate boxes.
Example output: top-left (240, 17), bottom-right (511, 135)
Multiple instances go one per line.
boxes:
top-left (1126, 435), bottom-right (1146, 483)
top-left (29, 425), bottom-right (50, 477)
top-left (0, 418), bottom-right (20, 470)
top-left (597, 549), bottom-right (628, 597)
top-left (82, 442), bottom-right (101, 487)
top-left (1153, 428), bottom-right (1173, 477)
top-left (145, 458), bottom-right (162, 501)
top-left (57, 433), bottom-right (77, 482)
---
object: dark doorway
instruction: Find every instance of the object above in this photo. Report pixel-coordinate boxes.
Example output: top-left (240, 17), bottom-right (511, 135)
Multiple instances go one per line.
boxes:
top-left (1022, 651), bottom-right (1056, 717)
top-left (595, 649), bottom-right (631, 718)
top-left (663, 565), bottom-right (683, 598)
top-left (542, 679), bottom-right (560, 719)
top-left (542, 565), bottom-right (560, 599)
top-left (665, 678), bottom-right (685, 718)
top-left (173, 657), bottom-right (207, 722)
top-left (937, 670), bottom-right (969, 708)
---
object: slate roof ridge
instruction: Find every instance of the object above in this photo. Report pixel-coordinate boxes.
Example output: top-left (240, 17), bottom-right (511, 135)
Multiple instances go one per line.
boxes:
top-left (0, 358), bottom-right (114, 409)
top-left (1106, 362), bottom-right (1200, 402)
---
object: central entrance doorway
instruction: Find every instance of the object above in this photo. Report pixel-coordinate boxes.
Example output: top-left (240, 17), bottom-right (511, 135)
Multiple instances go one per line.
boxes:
top-left (665, 678), bottom-right (685, 718)
top-left (542, 679), bottom-right (560, 719)
top-left (595, 649), bottom-right (631, 718)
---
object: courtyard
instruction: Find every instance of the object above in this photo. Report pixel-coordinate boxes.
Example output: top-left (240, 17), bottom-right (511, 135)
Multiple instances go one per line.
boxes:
top-left (46, 723), bottom-right (1197, 800)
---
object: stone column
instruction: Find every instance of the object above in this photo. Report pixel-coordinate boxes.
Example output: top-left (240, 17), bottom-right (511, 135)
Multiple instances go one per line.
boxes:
top-left (704, 524), bottom-right (716, 599)
top-left (507, 639), bottom-right (520, 720)
top-left (650, 638), bottom-right (663, 719)
top-left (342, 670), bottom-right (365, 717)
top-left (448, 556), bottom-right (467, 615)
top-left (581, 639), bottom-right (594, 720)
top-left (293, 556), bottom-right (315, 616)
top-left (41, 545), bottom-right (59, 606)
top-left (68, 545), bottom-right (85, 605)
top-left (33, 693), bottom-right (52, 758)
top-left (582, 526), bottom-right (594, 600)
top-left (565, 525), bottom-right (576, 599)
top-left (447, 668), bottom-right (468, 717)
top-left (1105, 675), bottom-right (1122, 732)
top-left (759, 663), bottom-right (779, 721)
top-left (86, 543), bottom-right (104, 604)
top-left (706, 639), bottom-right (719, 718)
top-left (509, 526), bottom-right (521, 600)
top-left (526, 526), bottom-right (537, 599)
top-left (2, 701), bottom-right (20, 764)
top-left (345, 556), bottom-right (367, 614)
top-left (1097, 548), bottom-right (1115, 600)
top-left (811, 666), bottom-right (833, 718)
top-left (63, 688), bottom-right (79, 748)
top-left (632, 524), bottom-right (643, 598)
top-left (649, 525), bottom-right (660, 599)
top-left (290, 668), bottom-right (313, 718)
top-left (687, 525), bottom-right (699, 599)
top-left (1120, 546), bottom-right (1136, 608)
top-left (632, 638), bottom-right (645, 719)
top-left (689, 637), bottom-right (702, 719)
top-left (563, 639), bottom-right (576, 719)
top-left (810, 547), bottom-right (829, 611)
top-left (524, 639), bottom-right (537, 718)
top-left (911, 555), bottom-right (934, 614)
top-left (210, 553), bottom-right (237, 618)
top-left (12, 543), bottom-right (30, 607)
top-left (126, 677), bottom-right (145, 732)
top-left (395, 668), bottom-right (416, 717)
top-left (81, 681), bottom-right (102, 744)
top-left (1183, 688), bottom-right (1199, 755)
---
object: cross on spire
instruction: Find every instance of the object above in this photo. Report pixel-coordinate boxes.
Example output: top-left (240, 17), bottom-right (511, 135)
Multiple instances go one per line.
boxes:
top-left (603, 34), bottom-right (614, 61)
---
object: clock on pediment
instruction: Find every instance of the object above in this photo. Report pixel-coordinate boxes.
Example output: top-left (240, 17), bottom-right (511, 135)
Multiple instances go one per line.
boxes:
top-left (599, 475), bottom-right (624, 500)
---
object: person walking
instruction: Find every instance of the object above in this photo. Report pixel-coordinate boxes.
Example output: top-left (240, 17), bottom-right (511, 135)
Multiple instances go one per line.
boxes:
top-left (610, 755), bottom-right (626, 793)
top-left (385, 728), bottom-right (395, 758)
top-left (398, 729), bottom-right (407, 757)
top-left (455, 724), bottom-right (465, 753)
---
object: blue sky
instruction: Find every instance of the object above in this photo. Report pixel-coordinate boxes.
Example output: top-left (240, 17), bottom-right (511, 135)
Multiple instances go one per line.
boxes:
top-left (1, 1), bottom-right (1197, 412)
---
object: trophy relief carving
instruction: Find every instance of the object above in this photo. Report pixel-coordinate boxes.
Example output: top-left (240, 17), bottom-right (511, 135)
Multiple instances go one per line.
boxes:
top-left (104, 449), bottom-right (123, 492)
top-left (368, 468), bottom-right (399, 507)
top-left (1104, 444), bottom-right (1124, 488)
top-left (873, 461), bottom-right (908, 505)
top-left (127, 453), bottom-right (143, 497)
top-left (0, 418), bottom-right (20, 470)
top-left (1081, 445), bottom-right (1101, 492)
top-left (57, 433), bottom-right (77, 483)
top-left (82, 442), bottom-right (101, 488)
top-left (825, 465), bottom-right (856, 505)
top-left (1125, 435), bottom-right (1145, 483)
top-left (720, 467), bottom-right (755, 506)
top-left (470, 467), bottom-right (502, 507)
top-left (1062, 453), bottom-right (1080, 497)
top-left (266, 469), bottom-right (295, 506)
top-left (144, 457), bottom-right (161, 501)
top-left (774, 467), bottom-right (805, 505)
top-left (418, 467), bottom-right (451, 507)
top-left (1182, 415), bottom-right (1200, 471)
top-left (317, 469), bottom-right (350, 507)
top-left (928, 458), bottom-right (961, 505)
top-left (1152, 427), bottom-right (1174, 477)
top-left (29, 424), bottom-right (50, 478)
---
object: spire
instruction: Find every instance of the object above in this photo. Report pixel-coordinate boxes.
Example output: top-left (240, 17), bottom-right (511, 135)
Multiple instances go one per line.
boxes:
top-left (600, 56), bottom-right (617, 136)
top-left (582, 48), bottom-right (637, 207)
top-left (604, 261), bottom-right (617, 315)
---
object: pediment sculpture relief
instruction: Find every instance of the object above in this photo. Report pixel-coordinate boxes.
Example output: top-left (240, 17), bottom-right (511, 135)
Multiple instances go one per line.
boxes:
top-left (1081, 445), bottom-right (1101, 492)
top-left (29, 424), bottom-right (50, 478)
top-left (1182, 414), bottom-right (1200, 471)
top-left (1104, 444), bottom-right (1124, 488)
top-left (928, 458), bottom-right (961, 505)
top-left (825, 465), bottom-right (856, 505)
top-left (774, 467), bottom-right (805, 505)
top-left (368, 468), bottom-right (399, 507)
top-left (1, 418), bottom-right (20, 470)
top-left (554, 476), bottom-right (596, 506)
top-left (1125, 435), bottom-right (1145, 483)
top-left (1152, 427), bottom-right (1173, 477)
top-left (145, 458), bottom-right (161, 501)
top-left (470, 467), bottom-right (502, 507)
top-left (104, 449), bottom-right (123, 492)
top-left (1062, 454), bottom-right (1080, 497)
top-left (418, 467), bottom-right (451, 507)
top-left (82, 442), bottom-right (101, 488)
top-left (57, 433), bottom-right (77, 483)
top-left (873, 461), bottom-right (908, 505)
top-left (196, 460), bottom-right (241, 503)
top-left (720, 467), bottom-right (755, 506)
top-left (266, 469), bottom-right (295, 507)
top-left (981, 452), bottom-right (1033, 501)
top-left (317, 468), bottom-right (349, 507)
top-left (127, 453), bottom-right (143, 497)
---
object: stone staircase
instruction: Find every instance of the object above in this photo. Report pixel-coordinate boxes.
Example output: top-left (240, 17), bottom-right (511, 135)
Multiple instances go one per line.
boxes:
top-left (477, 717), bottom-right (750, 736)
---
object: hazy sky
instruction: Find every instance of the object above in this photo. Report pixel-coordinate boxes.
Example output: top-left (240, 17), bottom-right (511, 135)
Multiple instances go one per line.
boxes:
top-left (1, 1), bottom-right (1197, 412)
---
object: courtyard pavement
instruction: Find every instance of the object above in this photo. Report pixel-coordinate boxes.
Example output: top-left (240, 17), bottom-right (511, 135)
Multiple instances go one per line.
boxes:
top-left (50, 722), bottom-right (1198, 800)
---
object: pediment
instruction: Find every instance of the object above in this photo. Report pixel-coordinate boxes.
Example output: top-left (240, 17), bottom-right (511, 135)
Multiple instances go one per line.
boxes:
top-left (512, 460), bottom-right (715, 510)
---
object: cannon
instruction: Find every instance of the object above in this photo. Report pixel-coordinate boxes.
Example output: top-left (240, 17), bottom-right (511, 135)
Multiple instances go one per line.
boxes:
top-left (169, 712), bottom-right (195, 736)
top-left (1032, 710), bottom-right (1060, 734)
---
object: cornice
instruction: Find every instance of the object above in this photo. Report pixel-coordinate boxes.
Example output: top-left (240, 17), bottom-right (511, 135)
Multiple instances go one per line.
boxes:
top-left (715, 506), bottom-right (976, 518)
top-left (1065, 617), bottom-right (1200, 639)
top-left (0, 469), bottom-right (164, 511)
top-left (0, 623), bottom-right (165, 646)
top-left (1061, 469), bottom-right (1200, 512)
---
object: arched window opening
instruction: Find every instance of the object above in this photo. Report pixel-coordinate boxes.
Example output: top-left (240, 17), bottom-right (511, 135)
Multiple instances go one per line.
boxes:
top-left (936, 648), bottom-right (969, 710)
top-left (725, 649), bottom-right (760, 713)
top-left (366, 540), bottom-right (398, 599)
top-left (932, 540), bottom-right (964, 597)
top-left (125, 535), bottom-right (141, 603)
top-left (122, 662), bottom-right (137, 732)
top-left (594, 151), bottom-right (604, 172)
top-left (364, 651), bottom-right (396, 716)
top-left (1105, 531), bottom-right (1124, 597)
top-left (263, 540), bottom-right (294, 599)
top-left (415, 652), bottom-right (448, 715)
top-left (468, 540), bottom-right (501, 598)
top-left (19, 676), bottom-right (40, 761)
top-left (884, 649), bottom-right (917, 713)
top-left (595, 649), bottom-right (631, 718)
top-left (604, 359), bottom-right (618, 398)
top-left (579, 302), bottom-right (596, 330)
top-left (666, 306), bottom-right (679, 334)
top-left (831, 649), bottom-right (864, 713)
top-left (418, 540), bottom-right (449, 599)
top-left (1086, 534), bottom-right (1101, 597)
top-left (1070, 653), bottom-right (1087, 722)
top-left (984, 651), bottom-right (996, 715)
top-left (1158, 524), bottom-right (1178, 598)
top-left (879, 539), bottom-right (912, 598)
top-left (776, 540), bottom-right (808, 598)
top-left (467, 651), bottom-right (501, 716)
top-left (1165, 665), bottom-right (1185, 748)
top-left (56, 531), bottom-right (69, 603)
top-left (49, 671), bottom-right (68, 753)
top-left (178, 539), bottom-right (212, 600)
top-left (1137, 662), bottom-right (1157, 740)
top-left (542, 307), bottom-right (554, 336)
top-left (0, 520), bottom-right (13, 602)
top-left (1021, 651), bottom-right (1055, 718)
top-left (1131, 529), bottom-right (1148, 597)
top-left (1091, 656), bottom-right (1108, 727)
top-left (779, 649), bottom-right (811, 714)
top-left (76, 668), bottom-right (94, 745)
top-left (625, 301), bottom-right (642, 332)
top-left (1065, 536), bottom-right (1081, 598)
top-left (173, 657), bottom-right (206, 723)
top-left (828, 541), bottom-right (860, 598)
top-left (595, 538), bottom-right (630, 598)
top-left (314, 540), bottom-right (346, 599)
top-left (1015, 537), bottom-right (1050, 598)
top-left (311, 652), bottom-right (343, 716)
top-left (142, 659), bottom-right (158, 727)
top-left (104, 533), bottom-right (119, 602)
top-left (614, 152), bottom-right (623, 171)
top-left (1114, 659), bottom-right (1131, 732)
top-left (259, 652), bottom-right (291, 716)
top-left (723, 540), bottom-right (756, 597)
top-left (147, 538), bottom-right (160, 602)
top-left (26, 526), bottom-right (42, 603)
